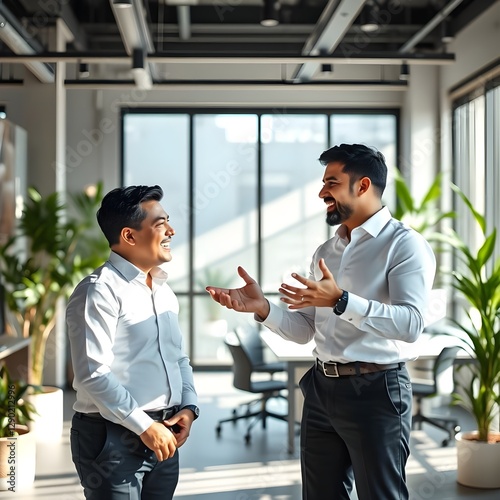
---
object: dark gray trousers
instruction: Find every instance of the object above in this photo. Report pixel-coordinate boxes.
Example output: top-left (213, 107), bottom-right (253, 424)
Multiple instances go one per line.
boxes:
top-left (70, 413), bottom-right (179, 500)
top-left (299, 364), bottom-right (412, 500)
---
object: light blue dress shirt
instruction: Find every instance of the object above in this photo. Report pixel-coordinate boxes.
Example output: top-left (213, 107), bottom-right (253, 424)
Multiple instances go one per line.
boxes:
top-left (259, 207), bottom-right (437, 364)
top-left (66, 251), bottom-right (197, 435)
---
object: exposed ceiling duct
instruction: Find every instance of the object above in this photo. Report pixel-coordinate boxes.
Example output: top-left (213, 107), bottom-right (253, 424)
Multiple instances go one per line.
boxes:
top-left (293, 0), bottom-right (367, 82)
top-left (0, 4), bottom-right (54, 83)
top-left (110, 0), bottom-right (156, 87)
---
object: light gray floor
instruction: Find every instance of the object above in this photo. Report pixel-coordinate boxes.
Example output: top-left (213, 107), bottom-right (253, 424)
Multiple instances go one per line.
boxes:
top-left (1, 371), bottom-right (498, 499)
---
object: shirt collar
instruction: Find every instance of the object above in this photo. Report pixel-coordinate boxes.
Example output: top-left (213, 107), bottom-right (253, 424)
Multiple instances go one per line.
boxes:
top-left (108, 251), bottom-right (169, 284)
top-left (336, 206), bottom-right (392, 240)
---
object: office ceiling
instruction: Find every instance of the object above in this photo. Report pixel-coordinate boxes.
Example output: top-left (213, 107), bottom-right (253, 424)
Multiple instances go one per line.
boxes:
top-left (0, 0), bottom-right (496, 87)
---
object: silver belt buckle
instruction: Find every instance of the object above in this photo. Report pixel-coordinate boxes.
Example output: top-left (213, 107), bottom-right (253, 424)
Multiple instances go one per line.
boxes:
top-left (323, 361), bottom-right (339, 377)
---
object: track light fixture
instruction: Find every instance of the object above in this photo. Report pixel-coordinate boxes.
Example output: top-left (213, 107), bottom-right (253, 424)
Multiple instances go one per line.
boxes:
top-left (441, 20), bottom-right (454, 44)
top-left (132, 48), bottom-right (152, 90)
top-left (0, 105), bottom-right (6, 119)
top-left (261, 0), bottom-right (280, 27)
top-left (319, 50), bottom-right (333, 74)
top-left (399, 62), bottom-right (410, 81)
top-left (359, 3), bottom-right (379, 33)
top-left (321, 63), bottom-right (333, 74)
top-left (78, 63), bottom-right (90, 78)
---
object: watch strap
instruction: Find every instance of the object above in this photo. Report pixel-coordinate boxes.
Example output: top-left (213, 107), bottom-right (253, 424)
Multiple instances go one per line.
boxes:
top-left (333, 290), bottom-right (349, 316)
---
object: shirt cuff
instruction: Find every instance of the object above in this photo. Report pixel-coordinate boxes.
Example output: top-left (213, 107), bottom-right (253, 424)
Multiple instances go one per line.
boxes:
top-left (121, 408), bottom-right (154, 435)
top-left (180, 397), bottom-right (198, 409)
top-left (341, 292), bottom-right (369, 327)
top-left (254, 302), bottom-right (284, 329)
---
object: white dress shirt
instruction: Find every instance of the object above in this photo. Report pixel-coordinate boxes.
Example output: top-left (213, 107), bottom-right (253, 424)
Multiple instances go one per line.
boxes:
top-left (258, 207), bottom-right (436, 364)
top-left (66, 251), bottom-right (197, 436)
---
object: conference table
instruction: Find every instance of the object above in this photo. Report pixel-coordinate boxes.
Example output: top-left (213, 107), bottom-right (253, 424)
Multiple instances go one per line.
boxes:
top-left (260, 325), bottom-right (469, 454)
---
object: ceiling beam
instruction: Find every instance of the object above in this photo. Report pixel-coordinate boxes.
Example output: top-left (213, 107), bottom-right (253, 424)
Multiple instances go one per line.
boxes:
top-left (0, 4), bottom-right (55, 83)
top-left (0, 52), bottom-right (456, 65)
top-left (63, 79), bottom-right (409, 91)
top-left (399, 0), bottom-right (465, 53)
top-left (293, 0), bottom-right (367, 82)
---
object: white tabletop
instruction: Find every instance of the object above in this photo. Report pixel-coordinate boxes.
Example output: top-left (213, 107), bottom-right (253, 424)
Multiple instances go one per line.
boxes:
top-left (261, 321), bottom-right (470, 362)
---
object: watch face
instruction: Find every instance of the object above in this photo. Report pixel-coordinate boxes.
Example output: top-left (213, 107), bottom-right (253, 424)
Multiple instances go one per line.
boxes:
top-left (185, 405), bottom-right (199, 418)
top-left (334, 291), bottom-right (348, 315)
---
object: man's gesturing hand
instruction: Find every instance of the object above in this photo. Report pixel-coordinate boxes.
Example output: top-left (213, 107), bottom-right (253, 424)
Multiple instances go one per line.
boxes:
top-left (140, 422), bottom-right (178, 461)
top-left (279, 258), bottom-right (343, 309)
top-left (206, 266), bottom-right (270, 319)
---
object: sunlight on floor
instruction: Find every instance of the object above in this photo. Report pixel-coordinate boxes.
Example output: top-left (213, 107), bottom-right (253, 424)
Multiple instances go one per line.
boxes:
top-left (176, 459), bottom-right (301, 496)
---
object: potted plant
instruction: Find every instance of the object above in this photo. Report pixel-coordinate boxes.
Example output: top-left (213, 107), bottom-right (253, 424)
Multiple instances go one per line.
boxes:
top-left (0, 183), bottom-right (108, 440)
top-left (392, 170), bottom-right (455, 245)
top-left (440, 185), bottom-right (500, 488)
top-left (0, 365), bottom-right (37, 491)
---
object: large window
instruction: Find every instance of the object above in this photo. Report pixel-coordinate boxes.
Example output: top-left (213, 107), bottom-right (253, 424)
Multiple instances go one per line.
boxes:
top-left (123, 109), bottom-right (398, 366)
top-left (452, 71), bottom-right (500, 268)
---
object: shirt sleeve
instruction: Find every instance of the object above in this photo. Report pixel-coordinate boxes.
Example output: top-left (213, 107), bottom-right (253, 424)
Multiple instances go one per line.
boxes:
top-left (66, 280), bottom-right (154, 435)
top-left (340, 230), bottom-right (436, 343)
top-left (255, 302), bottom-right (316, 344)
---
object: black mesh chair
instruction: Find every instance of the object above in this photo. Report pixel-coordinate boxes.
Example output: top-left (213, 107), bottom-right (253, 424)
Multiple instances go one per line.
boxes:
top-left (411, 345), bottom-right (462, 446)
top-left (215, 330), bottom-right (289, 444)
top-left (235, 326), bottom-right (286, 377)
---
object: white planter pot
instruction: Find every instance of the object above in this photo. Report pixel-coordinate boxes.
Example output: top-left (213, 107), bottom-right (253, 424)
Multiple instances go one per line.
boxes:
top-left (0, 426), bottom-right (36, 491)
top-left (27, 386), bottom-right (64, 443)
top-left (456, 431), bottom-right (500, 489)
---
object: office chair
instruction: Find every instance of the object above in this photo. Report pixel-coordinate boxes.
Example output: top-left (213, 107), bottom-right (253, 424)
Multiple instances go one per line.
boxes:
top-left (215, 330), bottom-right (289, 444)
top-left (411, 345), bottom-right (462, 447)
top-left (235, 326), bottom-right (286, 376)
top-left (225, 326), bottom-right (287, 416)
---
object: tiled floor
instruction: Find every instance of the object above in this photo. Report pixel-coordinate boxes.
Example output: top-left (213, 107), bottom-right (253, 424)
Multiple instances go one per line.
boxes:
top-left (1, 371), bottom-right (498, 499)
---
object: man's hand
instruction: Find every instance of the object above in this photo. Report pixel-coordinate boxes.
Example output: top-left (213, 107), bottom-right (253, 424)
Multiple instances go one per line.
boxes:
top-left (206, 266), bottom-right (270, 319)
top-left (279, 258), bottom-right (343, 310)
top-left (140, 422), bottom-right (178, 461)
top-left (164, 408), bottom-right (195, 448)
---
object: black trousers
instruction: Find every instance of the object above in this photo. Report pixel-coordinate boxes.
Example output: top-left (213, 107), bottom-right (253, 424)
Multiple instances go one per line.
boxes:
top-left (70, 413), bottom-right (179, 500)
top-left (299, 364), bottom-right (412, 500)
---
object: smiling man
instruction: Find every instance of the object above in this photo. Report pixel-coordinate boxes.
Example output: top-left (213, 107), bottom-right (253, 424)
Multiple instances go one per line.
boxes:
top-left (206, 144), bottom-right (436, 500)
top-left (67, 185), bottom-right (198, 500)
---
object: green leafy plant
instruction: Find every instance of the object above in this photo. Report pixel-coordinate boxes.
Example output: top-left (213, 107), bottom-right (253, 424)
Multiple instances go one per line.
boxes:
top-left (392, 170), bottom-right (455, 242)
top-left (437, 185), bottom-right (500, 443)
top-left (0, 365), bottom-right (38, 438)
top-left (0, 183), bottom-right (108, 386)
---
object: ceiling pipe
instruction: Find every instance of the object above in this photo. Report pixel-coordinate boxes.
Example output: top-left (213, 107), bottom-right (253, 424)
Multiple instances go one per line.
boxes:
top-left (110, 0), bottom-right (156, 85)
top-left (0, 52), bottom-right (456, 65)
top-left (399, 0), bottom-right (464, 52)
top-left (63, 79), bottom-right (409, 91)
top-left (0, 5), bottom-right (54, 83)
top-left (177, 6), bottom-right (191, 40)
top-left (294, 0), bottom-right (367, 82)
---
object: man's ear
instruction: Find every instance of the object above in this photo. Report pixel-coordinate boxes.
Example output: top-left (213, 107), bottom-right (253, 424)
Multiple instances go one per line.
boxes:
top-left (358, 176), bottom-right (371, 195)
top-left (120, 227), bottom-right (136, 246)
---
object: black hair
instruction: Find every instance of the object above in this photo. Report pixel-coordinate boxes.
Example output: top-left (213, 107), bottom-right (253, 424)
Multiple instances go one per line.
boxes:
top-left (318, 143), bottom-right (387, 197)
top-left (96, 185), bottom-right (164, 246)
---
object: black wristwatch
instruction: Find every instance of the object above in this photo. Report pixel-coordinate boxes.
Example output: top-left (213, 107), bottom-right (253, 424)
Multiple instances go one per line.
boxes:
top-left (333, 290), bottom-right (349, 316)
top-left (182, 405), bottom-right (200, 420)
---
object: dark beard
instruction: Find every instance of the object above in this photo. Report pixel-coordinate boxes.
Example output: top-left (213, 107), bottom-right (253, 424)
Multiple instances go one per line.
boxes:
top-left (326, 202), bottom-right (353, 226)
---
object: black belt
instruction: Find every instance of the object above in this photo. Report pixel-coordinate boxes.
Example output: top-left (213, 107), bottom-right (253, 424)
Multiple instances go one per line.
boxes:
top-left (316, 358), bottom-right (404, 378)
top-left (75, 406), bottom-right (179, 422)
